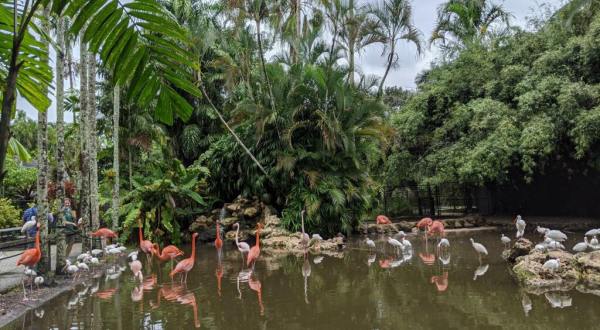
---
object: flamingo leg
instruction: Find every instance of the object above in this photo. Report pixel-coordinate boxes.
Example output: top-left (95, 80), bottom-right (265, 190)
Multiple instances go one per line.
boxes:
top-left (22, 278), bottom-right (28, 301)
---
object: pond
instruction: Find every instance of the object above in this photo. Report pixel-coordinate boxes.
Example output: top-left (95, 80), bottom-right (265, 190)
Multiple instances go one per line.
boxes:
top-left (6, 231), bottom-right (600, 329)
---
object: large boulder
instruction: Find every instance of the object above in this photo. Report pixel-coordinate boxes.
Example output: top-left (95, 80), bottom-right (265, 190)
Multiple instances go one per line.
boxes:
top-left (189, 215), bottom-right (214, 233)
top-left (502, 238), bottom-right (533, 263)
top-left (512, 250), bottom-right (579, 293)
top-left (577, 251), bottom-right (600, 287)
top-left (243, 207), bottom-right (259, 219)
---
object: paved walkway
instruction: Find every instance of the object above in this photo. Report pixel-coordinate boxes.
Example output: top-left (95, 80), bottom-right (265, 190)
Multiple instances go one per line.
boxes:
top-left (0, 243), bottom-right (82, 293)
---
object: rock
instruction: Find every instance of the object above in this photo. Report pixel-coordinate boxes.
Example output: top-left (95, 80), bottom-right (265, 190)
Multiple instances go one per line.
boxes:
top-left (221, 217), bottom-right (239, 229)
top-left (264, 214), bottom-right (281, 228)
top-left (226, 203), bottom-right (241, 213)
top-left (453, 220), bottom-right (463, 228)
top-left (189, 215), bottom-right (213, 232)
top-left (225, 230), bottom-right (249, 242)
top-left (577, 251), bottom-right (600, 287)
top-left (512, 250), bottom-right (579, 293)
top-left (397, 221), bottom-right (414, 232)
top-left (243, 207), bottom-right (259, 219)
top-left (503, 238), bottom-right (533, 263)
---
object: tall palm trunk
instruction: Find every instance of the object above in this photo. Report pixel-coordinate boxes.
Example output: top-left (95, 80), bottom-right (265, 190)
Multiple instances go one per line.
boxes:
top-left (290, 0), bottom-right (301, 63)
top-left (87, 52), bottom-right (100, 236)
top-left (79, 32), bottom-right (90, 249)
top-left (255, 19), bottom-right (276, 112)
top-left (55, 15), bottom-right (67, 274)
top-left (37, 5), bottom-right (51, 274)
top-left (112, 84), bottom-right (120, 231)
top-left (348, 0), bottom-right (355, 86)
top-left (377, 41), bottom-right (395, 99)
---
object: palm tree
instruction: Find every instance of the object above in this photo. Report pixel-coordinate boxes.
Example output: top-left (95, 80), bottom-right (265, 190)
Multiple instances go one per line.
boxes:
top-left (112, 84), bottom-right (120, 232)
top-left (55, 14), bottom-right (68, 275)
top-left (370, 0), bottom-right (422, 98)
top-left (337, 0), bottom-right (381, 85)
top-left (431, 0), bottom-right (511, 55)
top-left (87, 51), bottom-right (100, 235)
top-left (37, 5), bottom-right (51, 274)
top-left (78, 31), bottom-right (90, 242)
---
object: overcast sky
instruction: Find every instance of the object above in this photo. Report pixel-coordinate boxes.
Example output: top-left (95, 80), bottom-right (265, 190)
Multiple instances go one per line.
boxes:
top-left (17, 0), bottom-right (563, 123)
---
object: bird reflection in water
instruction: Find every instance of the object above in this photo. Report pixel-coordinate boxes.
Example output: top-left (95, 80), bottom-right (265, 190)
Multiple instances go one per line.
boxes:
top-left (313, 256), bottom-right (324, 264)
top-left (419, 239), bottom-right (435, 266)
top-left (379, 257), bottom-right (393, 269)
top-left (367, 253), bottom-right (376, 267)
top-left (430, 272), bottom-right (448, 292)
top-left (95, 287), bottom-right (117, 300)
top-left (545, 292), bottom-right (572, 309)
top-left (473, 264), bottom-right (489, 280)
top-left (249, 272), bottom-right (264, 316)
top-left (216, 258), bottom-right (224, 297)
top-left (158, 283), bottom-right (202, 328)
top-left (302, 254), bottom-right (311, 304)
top-left (521, 293), bottom-right (532, 316)
top-left (131, 283), bottom-right (143, 302)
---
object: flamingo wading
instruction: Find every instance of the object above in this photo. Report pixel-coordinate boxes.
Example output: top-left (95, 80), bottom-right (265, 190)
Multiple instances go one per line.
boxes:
top-left (170, 233), bottom-right (199, 283)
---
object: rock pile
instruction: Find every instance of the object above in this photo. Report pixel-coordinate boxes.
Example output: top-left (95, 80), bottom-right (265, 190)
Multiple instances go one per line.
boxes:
top-left (360, 215), bottom-right (486, 235)
top-left (188, 196), bottom-right (344, 254)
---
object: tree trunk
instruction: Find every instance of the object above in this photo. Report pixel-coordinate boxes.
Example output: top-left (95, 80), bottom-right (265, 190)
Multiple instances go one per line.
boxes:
top-left (79, 33), bottom-right (90, 250)
top-left (37, 5), bottom-right (51, 274)
top-left (0, 0), bottom-right (42, 183)
top-left (55, 15), bottom-right (67, 274)
top-left (87, 52), bottom-right (100, 236)
top-left (112, 84), bottom-right (120, 231)
top-left (377, 42), bottom-right (395, 99)
top-left (348, 0), bottom-right (355, 86)
top-left (255, 20), bottom-right (276, 112)
top-left (290, 0), bottom-right (301, 63)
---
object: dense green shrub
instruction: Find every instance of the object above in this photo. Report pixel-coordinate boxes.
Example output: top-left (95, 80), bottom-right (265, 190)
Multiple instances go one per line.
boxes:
top-left (0, 198), bottom-right (21, 229)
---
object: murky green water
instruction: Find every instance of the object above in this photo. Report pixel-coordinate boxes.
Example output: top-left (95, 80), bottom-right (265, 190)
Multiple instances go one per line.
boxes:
top-left (6, 231), bottom-right (600, 329)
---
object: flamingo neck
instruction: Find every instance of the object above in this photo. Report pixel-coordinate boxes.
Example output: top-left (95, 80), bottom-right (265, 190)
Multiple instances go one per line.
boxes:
top-left (301, 213), bottom-right (305, 235)
top-left (256, 228), bottom-right (261, 248)
top-left (216, 223), bottom-right (220, 240)
top-left (35, 229), bottom-right (40, 251)
top-left (191, 236), bottom-right (197, 260)
top-left (139, 226), bottom-right (143, 243)
top-left (235, 226), bottom-right (240, 245)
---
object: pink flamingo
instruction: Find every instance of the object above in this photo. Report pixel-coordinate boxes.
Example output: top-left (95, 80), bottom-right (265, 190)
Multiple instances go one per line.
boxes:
top-left (153, 243), bottom-right (184, 270)
top-left (170, 233), bottom-right (198, 283)
top-left (16, 223), bottom-right (41, 300)
top-left (416, 217), bottom-right (433, 231)
top-left (427, 220), bottom-right (445, 238)
top-left (214, 221), bottom-right (223, 250)
top-left (376, 215), bottom-right (392, 225)
top-left (138, 222), bottom-right (154, 260)
top-left (247, 223), bottom-right (263, 269)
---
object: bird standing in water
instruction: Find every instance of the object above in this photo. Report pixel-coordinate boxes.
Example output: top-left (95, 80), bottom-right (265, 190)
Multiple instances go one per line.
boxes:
top-left (138, 222), bottom-right (154, 261)
top-left (234, 223), bottom-right (250, 265)
top-left (300, 210), bottom-right (309, 248)
top-left (153, 243), bottom-right (184, 270)
top-left (247, 223), bottom-right (263, 270)
top-left (501, 234), bottom-right (511, 249)
top-left (170, 233), bottom-right (199, 283)
top-left (214, 221), bottom-right (223, 250)
top-left (470, 238), bottom-right (488, 263)
top-left (365, 237), bottom-right (376, 250)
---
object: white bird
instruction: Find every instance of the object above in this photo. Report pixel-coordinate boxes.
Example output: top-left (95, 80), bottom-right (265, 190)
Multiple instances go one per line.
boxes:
top-left (106, 247), bottom-right (122, 255)
top-left (536, 226), bottom-right (549, 235)
top-left (34, 276), bottom-right (44, 289)
top-left (77, 252), bottom-right (91, 261)
top-left (64, 260), bottom-right (79, 278)
top-left (542, 258), bottom-right (560, 273)
top-left (128, 251), bottom-right (139, 261)
top-left (534, 244), bottom-right (547, 252)
top-left (106, 244), bottom-right (118, 250)
top-left (501, 234), bottom-right (511, 248)
top-left (470, 238), bottom-right (488, 262)
top-left (91, 249), bottom-right (103, 257)
top-left (545, 230), bottom-right (567, 242)
top-left (572, 237), bottom-right (589, 253)
top-left (365, 237), bottom-right (376, 250)
top-left (401, 237), bottom-right (412, 250)
top-left (387, 237), bottom-right (403, 253)
top-left (77, 261), bottom-right (89, 272)
top-left (590, 235), bottom-right (599, 247)
top-left (313, 256), bottom-right (324, 264)
top-left (34, 308), bottom-right (45, 318)
top-left (90, 257), bottom-right (99, 266)
top-left (24, 268), bottom-right (37, 277)
top-left (473, 264), bottom-right (489, 280)
top-left (233, 223), bottom-right (250, 263)
top-left (585, 229), bottom-right (600, 237)
top-left (312, 234), bottom-right (323, 241)
top-left (547, 240), bottom-right (565, 251)
top-left (118, 246), bottom-right (127, 253)
top-left (438, 238), bottom-right (450, 249)
top-left (21, 217), bottom-right (37, 233)
top-left (515, 215), bottom-right (526, 238)
top-left (393, 231), bottom-right (406, 241)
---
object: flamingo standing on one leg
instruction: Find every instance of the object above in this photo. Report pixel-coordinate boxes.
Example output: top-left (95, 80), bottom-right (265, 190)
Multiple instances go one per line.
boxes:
top-left (234, 223), bottom-right (250, 265)
top-left (376, 215), bottom-right (392, 225)
top-left (247, 224), bottom-right (263, 270)
top-left (138, 222), bottom-right (154, 262)
top-left (427, 220), bottom-right (445, 239)
top-left (16, 224), bottom-right (41, 300)
top-left (170, 233), bottom-right (199, 284)
top-left (153, 243), bottom-right (184, 271)
top-left (416, 218), bottom-right (433, 232)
